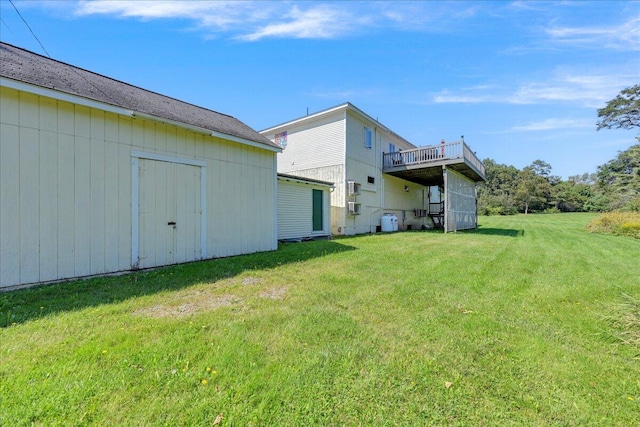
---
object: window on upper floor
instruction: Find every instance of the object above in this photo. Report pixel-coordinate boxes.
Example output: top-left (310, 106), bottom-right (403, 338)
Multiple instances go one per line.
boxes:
top-left (389, 143), bottom-right (396, 153)
top-left (367, 176), bottom-right (375, 184)
top-left (364, 127), bottom-right (372, 149)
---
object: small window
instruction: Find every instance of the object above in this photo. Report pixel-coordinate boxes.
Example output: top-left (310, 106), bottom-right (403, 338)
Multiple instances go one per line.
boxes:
top-left (389, 143), bottom-right (396, 153)
top-left (367, 176), bottom-right (375, 184)
top-left (364, 127), bottom-right (372, 149)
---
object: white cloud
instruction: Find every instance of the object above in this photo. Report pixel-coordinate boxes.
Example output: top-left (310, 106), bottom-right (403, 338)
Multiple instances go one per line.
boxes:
top-left (509, 118), bottom-right (592, 132)
top-left (433, 69), bottom-right (637, 108)
top-left (75, 0), bottom-right (266, 30)
top-left (238, 5), bottom-right (356, 41)
top-left (65, 1), bottom-right (481, 41)
top-left (545, 14), bottom-right (640, 51)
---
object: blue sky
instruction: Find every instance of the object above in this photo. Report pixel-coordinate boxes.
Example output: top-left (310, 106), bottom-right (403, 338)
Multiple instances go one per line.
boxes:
top-left (2, 0), bottom-right (639, 178)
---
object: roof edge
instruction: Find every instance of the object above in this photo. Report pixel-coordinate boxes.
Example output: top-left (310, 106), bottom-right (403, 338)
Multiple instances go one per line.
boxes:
top-left (260, 102), bottom-right (415, 148)
top-left (277, 173), bottom-right (334, 187)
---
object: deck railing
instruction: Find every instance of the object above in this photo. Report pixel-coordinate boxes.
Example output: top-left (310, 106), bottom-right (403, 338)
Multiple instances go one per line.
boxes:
top-left (382, 140), bottom-right (485, 178)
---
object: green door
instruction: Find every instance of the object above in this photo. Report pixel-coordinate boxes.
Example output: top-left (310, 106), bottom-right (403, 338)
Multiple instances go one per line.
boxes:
top-left (312, 189), bottom-right (323, 231)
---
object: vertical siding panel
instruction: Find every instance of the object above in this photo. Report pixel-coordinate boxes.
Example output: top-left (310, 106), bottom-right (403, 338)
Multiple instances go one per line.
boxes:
top-left (0, 87), bottom-right (20, 125)
top-left (19, 93), bottom-right (38, 129)
top-left (90, 138), bottom-right (106, 274)
top-left (74, 136), bottom-right (91, 277)
top-left (57, 101), bottom-right (74, 136)
top-left (175, 163), bottom-right (187, 263)
top-left (57, 134), bottom-right (75, 279)
top-left (137, 159), bottom-right (147, 268)
top-left (90, 110), bottom-right (105, 140)
top-left (74, 106), bottom-right (90, 138)
top-left (118, 143), bottom-right (131, 270)
top-left (39, 130), bottom-right (59, 281)
top-left (0, 124), bottom-right (20, 287)
top-left (19, 126), bottom-right (40, 284)
top-left (131, 118), bottom-right (144, 150)
top-left (166, 127), bottom-right (177, 154)
top-left (185, 131), bottom-right (196, 157)
top-left (195, 134), bottom-right (205, 159)
top-left (104, 141), bottom-right (119, 272)
top-left (176, 128), bottom-right (186, 155)
top-left (118, 117), bottom-right (132, 148)
top-left (208, 159), bottom-right (219, 257)
top-left (143, 121), bottom-right (155, 150)
top-left (219, 160), bottom-right (230, 256)
top-left (39, 98), bottom-right (57, 133)
top-left (105, 112), bottom-right (119, 142)
top-left (155, 123), bottom-right (167, 153)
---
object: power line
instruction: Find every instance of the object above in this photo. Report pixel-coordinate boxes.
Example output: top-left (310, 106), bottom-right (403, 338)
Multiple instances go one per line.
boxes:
top-left (1, 16), bottom-right (16, 36)
top-left (8, 0), bottom-right (50, 57)
top-left (6, 0), bottom-right (125, 109)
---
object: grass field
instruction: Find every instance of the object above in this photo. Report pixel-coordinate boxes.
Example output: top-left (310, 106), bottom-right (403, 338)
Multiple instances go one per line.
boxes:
top-left (1, 213), bottom-right (639, 425)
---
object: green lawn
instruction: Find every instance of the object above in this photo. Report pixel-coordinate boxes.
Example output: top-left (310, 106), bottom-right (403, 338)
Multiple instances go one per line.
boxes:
top-left (1, 213), bottom-right (639, 426)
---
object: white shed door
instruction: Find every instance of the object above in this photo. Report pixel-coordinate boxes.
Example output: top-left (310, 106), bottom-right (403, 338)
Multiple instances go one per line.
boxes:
top-left (137, 159), bottom-right (202, 269)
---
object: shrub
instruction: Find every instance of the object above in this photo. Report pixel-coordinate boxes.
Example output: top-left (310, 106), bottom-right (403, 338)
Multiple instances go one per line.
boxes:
top-left (585, 211), bottom-right (640, 239)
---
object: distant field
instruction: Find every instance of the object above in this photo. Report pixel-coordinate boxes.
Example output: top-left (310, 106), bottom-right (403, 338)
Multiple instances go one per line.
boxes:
top-left (1, 213), bottom-right (639, 425)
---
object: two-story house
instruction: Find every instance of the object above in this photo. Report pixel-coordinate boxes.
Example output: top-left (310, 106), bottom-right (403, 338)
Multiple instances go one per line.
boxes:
top-left (261, 102), bottom-right (485, 235)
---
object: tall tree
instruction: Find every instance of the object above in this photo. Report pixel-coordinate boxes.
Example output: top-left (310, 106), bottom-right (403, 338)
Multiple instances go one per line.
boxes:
top-left (595, 142), bottom-right (640, 211)
top-left (596, 84), bottom-right (640, 130)
top-left (514, 166), bottom-right (552, 214)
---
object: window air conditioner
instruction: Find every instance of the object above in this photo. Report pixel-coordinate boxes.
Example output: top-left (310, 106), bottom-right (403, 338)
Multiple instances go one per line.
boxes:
top-left (347, 181), bottom-right (361, 196)
top-left (348, 202), bottom-right (361, 215)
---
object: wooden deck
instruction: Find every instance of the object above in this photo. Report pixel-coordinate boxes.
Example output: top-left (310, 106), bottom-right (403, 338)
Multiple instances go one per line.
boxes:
top-left (382, 140), bottom-right (486, 186)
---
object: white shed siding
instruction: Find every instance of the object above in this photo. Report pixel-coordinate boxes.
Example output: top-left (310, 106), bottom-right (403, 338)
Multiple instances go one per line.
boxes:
top-left (0, 86), bottom-right (276, 289)
top-left (277, 179), bottom-right (330, 240)
top-left (268, 112), bottom-right (346, 173)
top-left (275, 165), bottom-right (345, 234)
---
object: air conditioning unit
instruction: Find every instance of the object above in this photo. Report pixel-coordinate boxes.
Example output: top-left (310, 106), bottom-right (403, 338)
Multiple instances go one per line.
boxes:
top-left (347, 181), bottom-right (361, 196)
top-left (348, 202), bottom-right (361, 215)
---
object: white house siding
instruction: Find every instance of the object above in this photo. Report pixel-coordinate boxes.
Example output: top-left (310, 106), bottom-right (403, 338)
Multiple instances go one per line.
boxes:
top-left (0, 86), bottom-right (276, 289)
top-left (382, 175), bottom-right (430, 230)
top-left (269, 112), bottom-right (345, 173)
top-left (277, 178), bottom-right (331, 240)
top-left (343, 110), bottom-right (429, 235)
top-left (444, 168), bottom-right (477, 232)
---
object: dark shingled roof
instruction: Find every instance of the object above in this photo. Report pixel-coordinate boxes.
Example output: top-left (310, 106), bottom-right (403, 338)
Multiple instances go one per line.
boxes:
top-left (0, 42), bottom-right (278, 150)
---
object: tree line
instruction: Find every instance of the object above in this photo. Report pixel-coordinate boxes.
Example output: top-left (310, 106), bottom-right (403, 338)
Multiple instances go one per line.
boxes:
top-left (478, 84), bottom-right (640, 215)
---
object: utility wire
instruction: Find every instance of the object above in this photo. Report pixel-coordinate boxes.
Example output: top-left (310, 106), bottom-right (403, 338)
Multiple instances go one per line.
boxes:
top-left (8, 0), bottom-right (50, 57)
top-left (1, 16), bottom-right (16, 36)
top-left (6, 0), bottom-right (126, 109)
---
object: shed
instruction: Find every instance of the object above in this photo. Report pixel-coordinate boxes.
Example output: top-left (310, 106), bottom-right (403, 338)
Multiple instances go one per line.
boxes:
top-left (277, 174), bottom-right (332, 241)
top-left (0, 43), bottom-right (281, 290)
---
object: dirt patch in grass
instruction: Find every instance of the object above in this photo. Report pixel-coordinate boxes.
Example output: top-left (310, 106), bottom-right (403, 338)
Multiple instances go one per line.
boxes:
top-left (241, 277), bottom-right (264, 286)
top-left (259, 286), bottom-right (288, 300)
top-left (133, 293), bottom-right (238, 318)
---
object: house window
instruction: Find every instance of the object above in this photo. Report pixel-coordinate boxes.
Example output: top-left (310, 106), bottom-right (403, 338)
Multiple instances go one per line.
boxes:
top-left (367, 176), bottom-right (375, 184)
top-left (389, 143), bottom-right (396, 153)
top-left (364, 127), bottom-right (372, 149)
